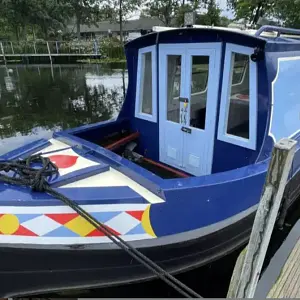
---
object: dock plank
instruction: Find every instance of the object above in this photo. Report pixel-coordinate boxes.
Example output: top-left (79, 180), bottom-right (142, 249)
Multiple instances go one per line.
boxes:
top-left (268, 237), bottom-right (300, 298)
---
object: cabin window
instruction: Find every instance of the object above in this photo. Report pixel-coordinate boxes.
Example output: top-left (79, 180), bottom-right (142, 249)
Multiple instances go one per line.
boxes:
top-left (135, 45), bottom-right (157, 122)
top-left (217, 44), bottom-right (257, 150)
top-left (167, 55), bottom-right (182, 123)
top-left (232, 53), bottom-right (248, 85)
top-left (227, 53), bottom-right (250, 138)
top-left (189, 55), bottom-right (209, 130)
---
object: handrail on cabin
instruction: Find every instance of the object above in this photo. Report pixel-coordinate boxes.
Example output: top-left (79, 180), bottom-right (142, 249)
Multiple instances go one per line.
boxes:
top-left (255, 25), bottom-right (300, 37)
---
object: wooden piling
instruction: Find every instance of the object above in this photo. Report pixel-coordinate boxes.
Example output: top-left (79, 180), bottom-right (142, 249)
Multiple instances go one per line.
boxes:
top-left (228, 137), bottom-right (297, 298)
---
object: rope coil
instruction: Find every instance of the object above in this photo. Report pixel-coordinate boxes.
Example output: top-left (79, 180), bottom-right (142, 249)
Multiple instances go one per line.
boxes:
top-left (0, 154), bottom-right (202, 298)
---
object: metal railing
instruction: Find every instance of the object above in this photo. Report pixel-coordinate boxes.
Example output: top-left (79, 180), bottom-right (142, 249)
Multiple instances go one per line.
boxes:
top-left (0, 40), bottom-right (125, 61)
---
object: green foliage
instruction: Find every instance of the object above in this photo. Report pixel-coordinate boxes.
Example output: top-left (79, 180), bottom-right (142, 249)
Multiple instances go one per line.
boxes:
top-left (227, 0), bottom-right (275, 25)
top-left (0, 0), bottom-right (68, 40)
top-left (143, 0), bottom-right (224, 27)
top-left (197, 0), bottom-right (222, 25)
top-left (143, 0), bottom-right (180, 26)
top-left (227, 0), bottom-right (300, 28)
top-left (99, 37), bottom-right (125, 59)
top-left (0, 0), bottom-right (105, 40)
top-left (273, 0), bottom-right (300, 28)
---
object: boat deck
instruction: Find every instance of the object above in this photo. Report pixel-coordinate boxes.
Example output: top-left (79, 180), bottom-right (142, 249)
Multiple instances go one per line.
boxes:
top-left (255, 219), bottom-right (300, 298)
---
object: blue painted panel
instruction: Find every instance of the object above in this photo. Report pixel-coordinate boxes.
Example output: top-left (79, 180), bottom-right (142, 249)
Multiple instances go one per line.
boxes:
top-left (269, 56), bottom-right (300, 142)
top-left (73, 119), bottom-right (131, 146)
top-left (131, 118), bottom-right (159, 160)
top-left (15, 214), bottom-right (42, 223)
top-left (44, 226), bottom-right (80, 237)
top-left (0, 139), bottom-right (50, 160)
top-left (118, 46), bottom-right (161, 161)
top-left (0, 185), bottom-right (147, 206)
top-left (212, 49), bottom-right (269, 173)
top-left (150, 168), bottom-right (267, 236)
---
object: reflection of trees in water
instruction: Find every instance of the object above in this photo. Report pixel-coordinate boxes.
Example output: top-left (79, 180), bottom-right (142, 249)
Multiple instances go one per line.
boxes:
top-left (0, 65), bottom-right (126, 139)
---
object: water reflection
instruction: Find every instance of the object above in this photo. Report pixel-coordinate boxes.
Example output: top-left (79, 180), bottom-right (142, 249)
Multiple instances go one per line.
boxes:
top-left (0, 64), bottom-right (127, 154)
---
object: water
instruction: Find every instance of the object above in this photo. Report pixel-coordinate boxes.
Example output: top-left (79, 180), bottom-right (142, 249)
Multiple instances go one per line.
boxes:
top-left (0, 63), bottom-right (127, 156)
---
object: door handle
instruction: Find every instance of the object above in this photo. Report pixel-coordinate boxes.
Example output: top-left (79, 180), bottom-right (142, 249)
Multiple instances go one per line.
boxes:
top-left (181, 126), bottom-right (191, 134)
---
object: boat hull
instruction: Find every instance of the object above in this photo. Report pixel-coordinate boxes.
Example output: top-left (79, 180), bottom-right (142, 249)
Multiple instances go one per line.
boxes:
top-left (0, 207), bottom-right (254, 297)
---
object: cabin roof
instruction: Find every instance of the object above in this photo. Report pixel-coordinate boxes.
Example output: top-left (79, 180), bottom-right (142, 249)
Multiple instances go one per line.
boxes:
top-left (125, 25), bottom-right (300, 52)
top-left (125, 27), bottom-right (266, 49)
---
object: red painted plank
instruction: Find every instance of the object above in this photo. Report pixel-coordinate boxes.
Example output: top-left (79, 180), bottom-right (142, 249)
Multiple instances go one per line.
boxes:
top-left (105, 132), bottom-right (140, 151)
top-left (143, 157), bottom-right (190, 178)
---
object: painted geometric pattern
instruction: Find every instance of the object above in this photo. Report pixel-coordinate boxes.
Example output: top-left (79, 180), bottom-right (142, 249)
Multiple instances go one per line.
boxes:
top-left (0, 204), bottom-right (155, 244)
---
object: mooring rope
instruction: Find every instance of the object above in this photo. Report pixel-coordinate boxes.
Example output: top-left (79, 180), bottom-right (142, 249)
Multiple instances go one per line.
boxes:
top-left (0, 154), bottom-right (202, 298)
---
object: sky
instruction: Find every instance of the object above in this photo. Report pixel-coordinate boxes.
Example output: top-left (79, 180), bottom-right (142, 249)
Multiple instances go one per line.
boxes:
top-left (212, 0), bottom-right (234, 18)
top-left (128, 0), bottom-right (235, 20)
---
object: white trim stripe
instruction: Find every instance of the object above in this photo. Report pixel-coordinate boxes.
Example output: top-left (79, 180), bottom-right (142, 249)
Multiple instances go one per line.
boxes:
top-left (0, 203), bottom-right (150, 214)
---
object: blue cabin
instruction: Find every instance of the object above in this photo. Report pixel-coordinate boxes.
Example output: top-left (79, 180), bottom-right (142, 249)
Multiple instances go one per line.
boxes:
top-left (72, 25), bottom-right (300, 177)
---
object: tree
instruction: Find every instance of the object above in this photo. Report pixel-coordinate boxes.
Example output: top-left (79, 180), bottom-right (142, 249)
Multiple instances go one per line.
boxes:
top-left (64, 0), bottom-right (101, 39)
top-left (143, 0), bottom-right (180, 26)
top-left (273, 0), bottom-right (300, 28)
top-left (227, 0), bottom-right (275, 25)
top-left (0, 0), bottom-right (69, 40)
top-left (174, 0), bottom-right (203, 26)
top-left (105, 0), bottom-right (142, 44)
top-left (198, 0), bottom-right (221, 25)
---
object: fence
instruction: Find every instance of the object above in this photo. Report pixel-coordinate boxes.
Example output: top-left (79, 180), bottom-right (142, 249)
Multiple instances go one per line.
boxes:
top-left (0, 40), bottom-right (125, 61)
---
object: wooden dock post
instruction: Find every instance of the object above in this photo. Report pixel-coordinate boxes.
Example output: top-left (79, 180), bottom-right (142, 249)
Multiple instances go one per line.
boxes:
top-left (46, 41), bottom-right (52, 63)
top-left (10, 42), bottom-right (14, 54)
top-left (228, 137), bottom-right (297, 298)
top-left (0, 42), bottom-right (7, 65)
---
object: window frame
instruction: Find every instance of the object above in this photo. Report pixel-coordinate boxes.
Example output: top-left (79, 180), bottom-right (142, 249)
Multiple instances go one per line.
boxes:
top-left (217, 43), bottom-right (257, 150)
top-left (134, 45), bottom-right (157, 122)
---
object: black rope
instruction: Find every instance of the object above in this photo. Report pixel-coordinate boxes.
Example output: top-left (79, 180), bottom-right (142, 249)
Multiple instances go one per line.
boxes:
top-left (0, 154), bottom-right (202, 298)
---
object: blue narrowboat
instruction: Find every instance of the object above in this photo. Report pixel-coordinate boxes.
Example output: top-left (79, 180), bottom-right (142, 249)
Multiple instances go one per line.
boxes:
top-left (0, 25), bottom-right (300, 297)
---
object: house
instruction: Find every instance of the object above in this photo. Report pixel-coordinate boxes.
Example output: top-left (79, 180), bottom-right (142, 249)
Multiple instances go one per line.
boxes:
top-left (66, 17), bottom-right (165, 40)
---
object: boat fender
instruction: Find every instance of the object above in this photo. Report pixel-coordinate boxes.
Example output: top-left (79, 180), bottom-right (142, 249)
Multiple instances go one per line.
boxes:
top-left (124, 142), bottom-right (143, 162)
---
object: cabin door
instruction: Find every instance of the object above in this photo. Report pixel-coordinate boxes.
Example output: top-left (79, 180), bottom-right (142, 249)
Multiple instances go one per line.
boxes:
top-left (159, 43), bottom-right (221, 176)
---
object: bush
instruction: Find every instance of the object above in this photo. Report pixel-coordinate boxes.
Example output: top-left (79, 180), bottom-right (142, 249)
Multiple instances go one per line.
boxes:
top-left (99, 37), bottom-right (125, 59)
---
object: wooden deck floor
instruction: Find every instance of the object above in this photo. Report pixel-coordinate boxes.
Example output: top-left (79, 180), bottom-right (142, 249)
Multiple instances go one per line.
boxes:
top-left (255, 219), bottom-right (300, 298)
top-left (267, 237), bottom-right (300, 297)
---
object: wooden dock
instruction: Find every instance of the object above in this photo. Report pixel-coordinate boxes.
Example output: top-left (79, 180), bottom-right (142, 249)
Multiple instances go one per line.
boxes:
top-left (255, 219), bottom-right (300, 298)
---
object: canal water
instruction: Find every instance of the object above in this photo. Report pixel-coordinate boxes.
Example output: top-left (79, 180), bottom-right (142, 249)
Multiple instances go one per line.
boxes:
top-left (0, 63), bottom-right (127, 156)
top-left (1, 63), bottom-right (300, 298)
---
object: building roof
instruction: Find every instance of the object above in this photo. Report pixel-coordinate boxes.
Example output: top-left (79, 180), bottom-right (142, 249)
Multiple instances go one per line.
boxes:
top-left (66, 17), bottom-right (165, 33)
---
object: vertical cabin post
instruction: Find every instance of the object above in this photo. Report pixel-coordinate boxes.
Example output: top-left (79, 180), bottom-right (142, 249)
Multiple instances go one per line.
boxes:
top-left (228, 137), bottom-right (297, 298)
